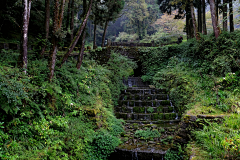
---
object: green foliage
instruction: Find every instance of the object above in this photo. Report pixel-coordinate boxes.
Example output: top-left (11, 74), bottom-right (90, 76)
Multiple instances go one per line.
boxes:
top-left (0, 50), bottom-right (134, 159)
top-left (134, 128), bottom-right (161, 139)
top-left (193, 114), bottom-right (240, 159)
top-left (147, 107), bottom-right (154, 113)
top-left (165, 149), bottom-right (183, 160)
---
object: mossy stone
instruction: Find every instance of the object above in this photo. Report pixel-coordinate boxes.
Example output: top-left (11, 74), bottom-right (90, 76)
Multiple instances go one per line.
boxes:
top-left (133, 107), bottom-right (139, 113)
top-left (157, 107), bottom-right (163, 113)
top-left (160, 100), bottom-right (170, 105)
top-left (168, 106), bottom-right (173, 112)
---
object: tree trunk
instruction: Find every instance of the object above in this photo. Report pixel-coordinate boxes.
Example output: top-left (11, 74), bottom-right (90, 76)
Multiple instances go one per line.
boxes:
top-left (209, 0), bottom-right (221, 39)
top-left (49, 0), bottom-right (65, 82)
top-left (223, 0), bottom-right (227, 31)
top-left (101, 20), bottom-right (109, 47)
top-left (198, 0), bottom-right (202, 33)
top-left (202, 0), bottom-right (207, 35)
top-left (65, 0), bottom-right (71, 30)
top-left (40, 0), bottom-right (50, 57)
top-left (229, 0), bottom-right (234, 32)
top-left (190, 1), bottom-right (199, 40)
top-left (93, 21), bottom-right (97, 48)
top-left (186, 7), bottom-right (189, 39)
top-left (215, 0), bottom-right (218, 21)
top-left (76, 30), bottom-right (86, 69)
top-left (70, 0), bottom-right (75, 41)
top-left (60, 0), bottom-right (93, 67)
top-left (19, 0), bottom-right (32, 74)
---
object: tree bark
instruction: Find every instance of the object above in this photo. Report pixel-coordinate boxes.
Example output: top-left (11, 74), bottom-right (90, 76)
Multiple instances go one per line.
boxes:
top-left (70, 0), bottom-right (74, 41)
top-left (60, 0), bottom-right (93, 67)
top-left (229, 0), bottom-right (234, 32)
top-left (49, 0), bottom-right (65, 82)
top-left (93, 21), bottom-right (97, 48)
top-left (19, 0), bottom-right (32, 74)
top-left (202, 0), bottom-right (207, 35)
top-left (198, 0), bottom-right (202, 34)
top-left (76, 30), bottom-right (86, 69)
top-left (190, 1), bottom-right (200, 40)
top-left (223, 0), bottom-right (227, 31)
top-left (40, 0), bottom-right (50, 57)
top-left (209, 0), bottom-right (221, 39)
top-left (65, 0), bottom-right (71, 30)
top-left (101, 20), bottom-right (109, 47)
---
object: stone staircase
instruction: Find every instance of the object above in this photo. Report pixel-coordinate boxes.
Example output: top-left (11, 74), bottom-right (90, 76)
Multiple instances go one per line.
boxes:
top-left (109, 78), bottom-right (181, 160)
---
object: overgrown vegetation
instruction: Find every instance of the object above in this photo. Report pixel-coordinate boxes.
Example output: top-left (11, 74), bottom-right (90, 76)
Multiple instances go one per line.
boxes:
top-left (140, 31), bottom-right (240, 159)
top-left (0, 51), bottom-right (136, 159)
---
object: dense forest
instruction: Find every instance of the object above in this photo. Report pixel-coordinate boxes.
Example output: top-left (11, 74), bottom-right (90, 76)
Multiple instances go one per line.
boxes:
top-left (1, 0), bottom-right (240, 159)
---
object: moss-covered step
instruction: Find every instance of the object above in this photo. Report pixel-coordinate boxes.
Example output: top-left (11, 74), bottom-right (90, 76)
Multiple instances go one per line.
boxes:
top-left (152, 113), bottom-right (164, 120)
top-left (133, 107), bottom-right (145, 113)
top-left (115, 113), bottom-right (133, 120)
top-left (164, 113), bottom-right (177, 120)
top-left (125, 119), bottom-right (181, 124)
top-left (151, 88), bottom-right (167, 94)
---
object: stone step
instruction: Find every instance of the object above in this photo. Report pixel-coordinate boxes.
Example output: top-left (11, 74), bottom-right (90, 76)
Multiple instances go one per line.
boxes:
top-left (115, 106), bottom-right (175, 113)
top-left (118, 100), bottom-right (171, 107)
top-left (119, 94), bottom-right (168, 101)
top-left (115, 113), bottom-right (179, 121)
top-left (125, 119), bottom-right (181, 124)
top-left (122, 88), bottom-right (167, 94)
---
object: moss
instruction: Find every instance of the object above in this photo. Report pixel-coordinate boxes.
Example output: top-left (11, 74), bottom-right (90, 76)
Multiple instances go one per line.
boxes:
top-left (133, 107), bottom-right (139, 113)
top-left (160, 100), bottom-right (170, 105)
top-left (157, 107), bottom-right (163, 113)
top-left (153, 113), bottom-right (159, 120)
top-left (168, 106), bottom-right (174, 112)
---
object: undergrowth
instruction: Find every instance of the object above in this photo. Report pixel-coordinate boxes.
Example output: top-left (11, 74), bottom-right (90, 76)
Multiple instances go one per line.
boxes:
top-left (0, 51), bottom-right (136, 159)
top-left (139, 31), bottom-right (240, 159)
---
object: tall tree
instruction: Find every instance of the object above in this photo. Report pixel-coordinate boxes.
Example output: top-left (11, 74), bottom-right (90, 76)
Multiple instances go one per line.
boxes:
top-left (229, 0), bottom-right (234, 32)
top-left (40, 0), bottom-right (50, 57)
top-left (124, 0), bottom-right (149, 40)
top-left (101, 0), bottom-right (125, 47)
top-left (202, 0), bottom-right (207, 35)
top-left (190, 1), bottom-right (199, 40)
top-left (197, 0), bottom-right (202, 33)
top-left (70, 0), bottom-right (74, 41)
top-left (49, 0), bottom-right (65, 81)
top-left (60, 0), bottom-right (93, 67)
top-left (209, 0), bottom-right (221, 39)
top-left (222, 0), bottom-right (227, 31)
top-left (19, 0), bottom-right (32, 74)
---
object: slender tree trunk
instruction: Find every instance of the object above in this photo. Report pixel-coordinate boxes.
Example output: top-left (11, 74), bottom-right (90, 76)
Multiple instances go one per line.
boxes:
top-left (209, 0), bottom-right (221, 39)
top-left (76, 30), bottom-right (86, 69)
top-left (229, 0), bottom-right (234, 32)
top-left (60, 0), bottom-right (93, 67)
top-left (93, 21), bottom-right (97, 48)
top-left (49, 0), bottom-right (65, 82)
top-left (198, 0), bottom-right (202, 33)
top-left (101, 20), bottom-right (109, 47)
top-left (190, 1), bottom-right (200, 40)
top-left (202, 0), bottom-right (207, 35)
top-left (40, 0), bottom-right (50, 57)
top-left (223, 0), bottom-right (227, 31)
top-left (19, 0), bottom-right (32, 74)
top-left (186, 8), bottom-right (189, 39)
top-left (65, 0), bottom-right (71, 30)
top-left (70, 0), bottom-right (74, 41)
top-left (215, 0), bottom-right (218, 21)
